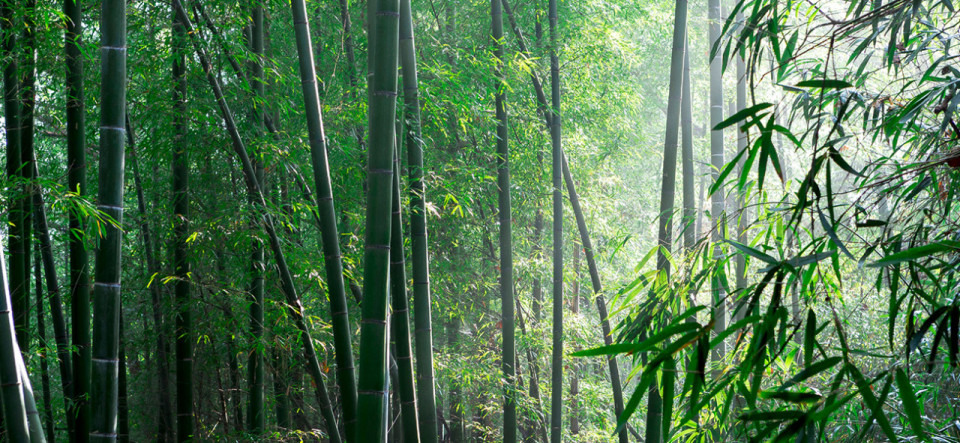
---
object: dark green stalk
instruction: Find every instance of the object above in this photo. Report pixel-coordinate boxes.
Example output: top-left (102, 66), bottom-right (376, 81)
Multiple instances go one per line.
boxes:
top-left (356, 0), bottom-right (400, 438)
top-left (708, 0), bottom-right (726, 375)
top-left (30, 155), bottom-right (75, 434)
top-left (172, 5), bottom-right (193, 439)
top-left (492, 0), bottom-right (516, 440)
top-left (648, 2), bottom-right (687, 441)
top-left (288, 0), bottom-right (357, 438)
top-left (65, 0), bottom-right (90, 437)
top-left (399, 0), bottom-right (438, 439)
top-left (89, 0), bottom-right (126, 439)
top-left (126, 117), bottom-right (172, 442)
top-left (390, 146), bottom-right (421, 442)
top-left (272, 348), bottom-right (290, 429)
top-left (3, 0), bottom-right (26, 356)
top-left (21, 0), bottom-right (37, 351)
top-left (246, 3), bottom-right (265, 435)
top-left (170, 3), bottom-right (341, 440)
top-left (34, 250), bottom-right (54, 440)
top-left (548, 0), bottom-right (563, 439)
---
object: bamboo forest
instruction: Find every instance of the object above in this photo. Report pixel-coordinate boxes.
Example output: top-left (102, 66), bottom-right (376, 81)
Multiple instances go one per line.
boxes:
top-left (3, 0), bottom-right (960, 441)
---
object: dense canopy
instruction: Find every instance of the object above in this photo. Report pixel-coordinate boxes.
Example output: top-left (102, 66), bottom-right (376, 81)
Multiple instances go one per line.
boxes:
top-left (1, 0), bottom-right (959, 441)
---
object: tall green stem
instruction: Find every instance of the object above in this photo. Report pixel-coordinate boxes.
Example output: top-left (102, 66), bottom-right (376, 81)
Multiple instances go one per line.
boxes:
top-left (65, 0), bottom-right (90, 437)
top-left (246, 3), bottom-right (265, 435)
top-left (648, 1), bottom-right (687, 441)
top-left (398, 1), bottom-right (438, 439)
top-left (356, 0), bottom-right (400, 438)
top-left (548, 0), bottom-right (564, 440)
top-left (390, 146), bottom-right (421, 442)
top-left (288, 0), bottom-right (358, 438)
top-left (3, 0), bottom-right (26, 356)
top-left (172, 4), bottom-right (193, 439)
top-left (492, 0), bottom-right (516, 440)
top-left (89, 0), bottom-right (126, 439)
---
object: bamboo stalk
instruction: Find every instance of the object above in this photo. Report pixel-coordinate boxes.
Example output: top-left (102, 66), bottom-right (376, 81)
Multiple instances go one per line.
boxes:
top-left (548, 0), bottom-right (564, 439)
top-left (89, 0), bottom-right (127, 439)
top-left (356, 0), bottom-right (401, 438)
top-left (398, 0), bottom-right (439, 438)
top-left (30, 154), bottom-right (75, 434)
top-left (170, 2), bottom-right (342, 441)
top-left (125, 116), bottom-right (173, 441)
top-left (390, 144), bottom-right (421, 442)
top-left (287, 0), bottom-right (358, 438)
top-left (65, 0), bottom-right (90, 437)
top-left (492, 0), bottom-right (517, 440)
top-left (246, 2), bottom-right (265, 435)
top-left (172, 4), bottom-right (193, 439)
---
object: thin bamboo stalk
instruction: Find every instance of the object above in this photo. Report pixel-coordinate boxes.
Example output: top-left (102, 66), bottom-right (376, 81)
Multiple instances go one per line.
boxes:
top-left (548, 0), bottom-right (564, 439)
top-left (492, 0), bottom-right (516, 440)
top-left (246, 3), bottom-right (265, 435)
top-left (287, 0), bottom-right (358, 438)
top-left (172, 5), bottom-right (193, 439)
top-left (169, 3), bottom-right (341, 440)
top-left (30, 154), bottom-right (75, 433)
top-left (34, 249), bottom-right (54, 440)
top-left (65, 0), bottom-right (90, 437)
top-left (390, 145), bottom-right (421, 442)
top-left (125, 116), bottom-right (172, 441)
top-left (398, 0), bottom-right (438, 438)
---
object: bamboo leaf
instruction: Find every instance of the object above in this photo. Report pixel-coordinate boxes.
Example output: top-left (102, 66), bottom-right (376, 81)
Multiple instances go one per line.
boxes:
top-left (869, 241), bottom-right (960, 267)
top-left (795, 79), bottom-right (853, 90)
top-left (895, 368), bottom-right (928, 440)
top-left (713, 103), bottom-right (773, 131)
top-left (726, 240), bottom-right (778, 265)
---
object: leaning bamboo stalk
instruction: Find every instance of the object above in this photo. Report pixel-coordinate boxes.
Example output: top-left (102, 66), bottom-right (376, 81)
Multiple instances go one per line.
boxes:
top-left (499, 1), bottom-right (627, 440)
top-left (287, 0), bottom-right (358, 438)
top-left (169, 3), bottom-right (341, 441)
top-left (356, 0), bottom-right (401, 438)
top-left (398, 0), bottom-right (439, 438)
top-left (34, 251), bottom-right (54, 440)
top-left (89, 0), bottom-right (127, 439)
top-left (389, 146), bottom-right (421, 442)
top-left (125, 116), bottom-right (173, 440)
top-left (30, 155), bottom-right (75, 428)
